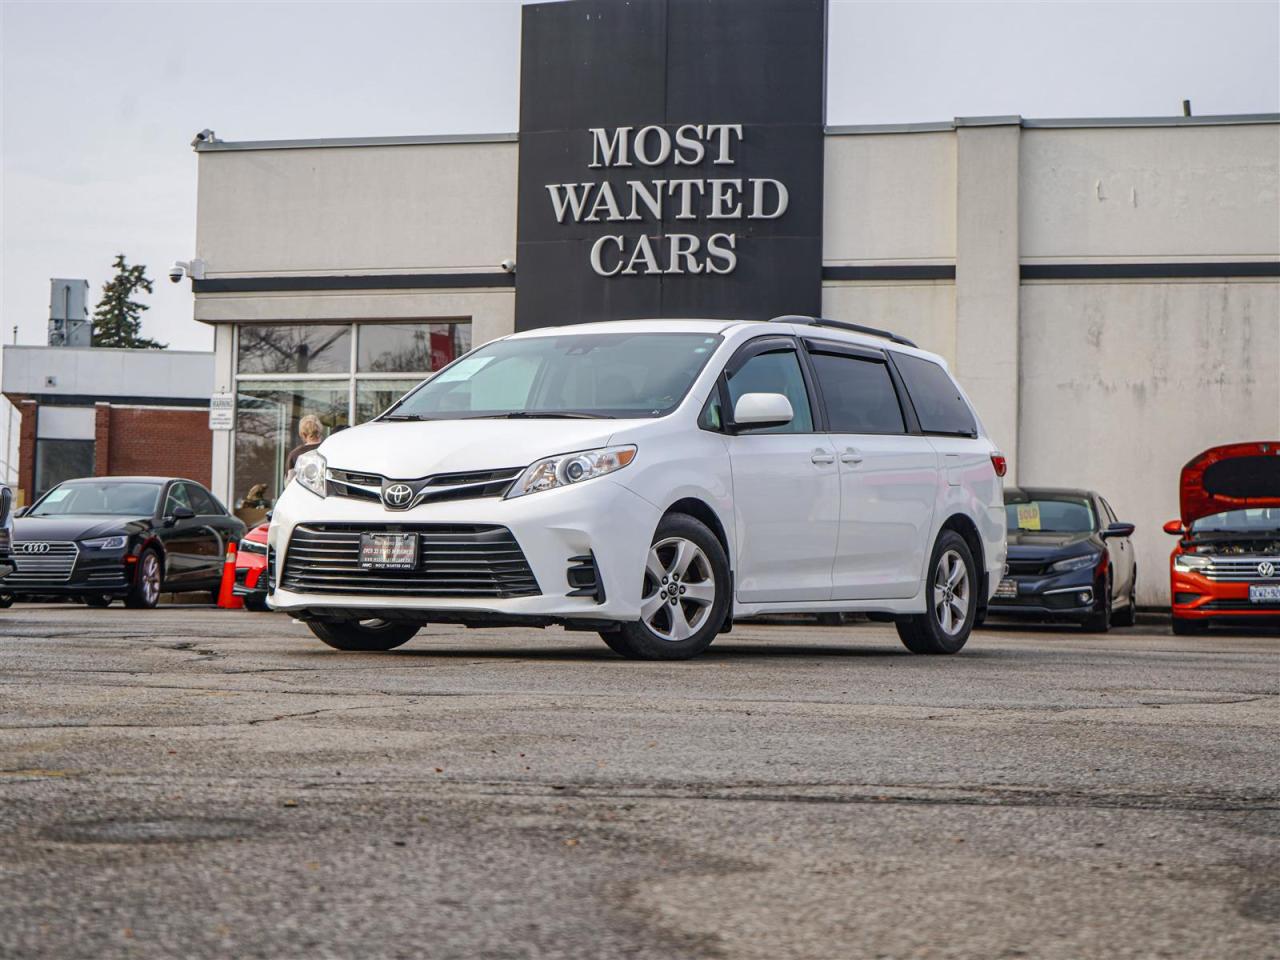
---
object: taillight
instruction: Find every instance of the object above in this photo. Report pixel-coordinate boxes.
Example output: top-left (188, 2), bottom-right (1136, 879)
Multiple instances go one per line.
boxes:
top-left (990, 452), bottom-right (1008, 477)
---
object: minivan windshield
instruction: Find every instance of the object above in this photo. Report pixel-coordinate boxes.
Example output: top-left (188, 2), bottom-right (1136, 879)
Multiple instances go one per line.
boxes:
top-left (384, 332), bottom-right (723, 420)
top-left (29, 481), bottom-right (162, 517)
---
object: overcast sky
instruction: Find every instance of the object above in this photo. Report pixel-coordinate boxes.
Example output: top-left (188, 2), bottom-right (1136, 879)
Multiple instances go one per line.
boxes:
top-left (2, 0), bottom-right (1277, 354)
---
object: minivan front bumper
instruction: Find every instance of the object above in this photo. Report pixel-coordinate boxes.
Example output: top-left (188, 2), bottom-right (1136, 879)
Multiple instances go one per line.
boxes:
top-left (267, 478), bottom-right (660, 624)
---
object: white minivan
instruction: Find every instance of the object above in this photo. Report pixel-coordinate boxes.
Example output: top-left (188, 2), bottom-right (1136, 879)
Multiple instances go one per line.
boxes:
top-left (268, 316), bottom-right (1007, 659)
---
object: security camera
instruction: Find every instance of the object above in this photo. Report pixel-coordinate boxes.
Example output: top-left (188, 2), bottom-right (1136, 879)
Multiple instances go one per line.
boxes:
top-left (190, 128), bottom-right (217, 148)
top-left (169, 259), bottom-right (205, 283)
top-left (499, 258), bottom-right (517, 274)
top-left (169, 263), bottom-right (186, 284)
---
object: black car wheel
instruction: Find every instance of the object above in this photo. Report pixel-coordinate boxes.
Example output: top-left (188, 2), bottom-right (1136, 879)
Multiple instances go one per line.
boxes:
top-left (83, 594), bottom-right (112, 609)
top-left (243, 596), bottom-right (271, 613)
top-left (308, 618), bottom-right (419, 651)
top-left (1081, 573), bottom-right (1112, 633)
top-left (1172, 617), bottom-right (1208, 636)
top-left (896, 530), bottom-right (978, 655)
top-left (1112, 570), bottom-right (1137, 628)
top-left (125, 549), bottom-right (162, 610)
top-left (0, 593), bottom-right (13, 609)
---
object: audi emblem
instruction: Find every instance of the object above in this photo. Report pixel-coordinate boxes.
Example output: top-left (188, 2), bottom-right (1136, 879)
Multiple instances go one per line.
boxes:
top-left (383, 483), bottom-right (414, 508)
top-left (1260, 561), bottom-right (1276, 578)
top-left (18, 541), bottom-right (51, 554)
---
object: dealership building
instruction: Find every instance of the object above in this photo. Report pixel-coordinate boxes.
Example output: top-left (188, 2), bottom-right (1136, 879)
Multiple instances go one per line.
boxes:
top-left (187, 0), bottom-right (1279, 605)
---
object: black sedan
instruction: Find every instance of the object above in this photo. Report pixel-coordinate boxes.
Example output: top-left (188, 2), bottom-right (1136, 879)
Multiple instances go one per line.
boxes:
top-left (0, 477), bottom-right (245, 609)
top-left (989, 487), bottom-right (1137, 632)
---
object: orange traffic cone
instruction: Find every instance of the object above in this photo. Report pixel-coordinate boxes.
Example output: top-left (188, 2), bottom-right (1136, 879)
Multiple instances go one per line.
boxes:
top-left (217, 541), bottom-right (243, 609)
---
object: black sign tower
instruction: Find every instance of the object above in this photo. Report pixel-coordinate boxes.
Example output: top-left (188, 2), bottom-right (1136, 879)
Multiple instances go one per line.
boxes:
top-left (515, 0), bottom-right (828, 331)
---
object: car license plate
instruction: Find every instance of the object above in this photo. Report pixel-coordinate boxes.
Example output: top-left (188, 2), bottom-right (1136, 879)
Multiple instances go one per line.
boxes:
top-left (1249, 584), bottom-right (1280, 603)
top-left (359, 532), bottom-right (417, 571)
top-left (995, 578), bottom-right (1018, 599)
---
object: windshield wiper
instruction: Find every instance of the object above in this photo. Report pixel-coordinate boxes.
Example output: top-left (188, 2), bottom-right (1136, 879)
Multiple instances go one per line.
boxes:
top-left (478, 411), bottom-right (617, 420)
top-left (380, 414), bottom-right (436, 421)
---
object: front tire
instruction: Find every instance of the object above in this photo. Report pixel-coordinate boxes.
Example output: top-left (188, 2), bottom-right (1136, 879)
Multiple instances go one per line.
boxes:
top-left (1172, 616), bottom-right (1208, 636)
top-left (1081, 574), bottom-right (1112, 633)
top-left (83, 594), bottom-right (112, 608)
top-left (124, 549), bottom-right (162, 610)
top-left (1112, 570), bottom-right (1137, 628)
top-left (896, 531), bottom-right (977, 655)
top-left (0, 593), bottom-right (14, 609)
top-left (600, 513), bottom-right (730, 660)
top-left (308, 618), bottom-right (419, 651)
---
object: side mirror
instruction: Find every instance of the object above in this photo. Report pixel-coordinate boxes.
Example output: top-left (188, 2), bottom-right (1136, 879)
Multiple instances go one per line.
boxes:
top-left (165, 505), bottom-right (196, 526)
top-left (1162, 519), bottom-right (1185, 536)
top-left (732, 392), bottom-right (794, 431)
top-left (1102, 522), bottom-right (1135, 539)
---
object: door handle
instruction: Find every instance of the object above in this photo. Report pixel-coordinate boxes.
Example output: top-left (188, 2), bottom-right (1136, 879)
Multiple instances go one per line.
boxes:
top-left (840, 449), bottom-right (863, 465)
top-left (810, 450), bottom-right (835, 465)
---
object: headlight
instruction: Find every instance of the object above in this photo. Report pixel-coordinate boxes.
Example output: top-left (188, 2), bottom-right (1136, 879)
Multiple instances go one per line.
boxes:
top-left (238, 539), bottom-right (268, 556)
top-left (294, 450), bottom-right (327, 497)
top-left (1049, 553), bottom-right (1100, 573)
top-left (81, 535), bottom-right (127, 550)
top-left (1173, 553), bottom-right (1211, 573)
top-left (506, 445), bottom-right (637, 499)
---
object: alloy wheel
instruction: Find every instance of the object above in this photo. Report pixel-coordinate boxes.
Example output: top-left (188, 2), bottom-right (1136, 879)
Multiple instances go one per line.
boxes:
top-left (640, 537), bottom-right (717, 642)
top-left (933, 548), bottom-right (969, 636)
top-left (141, 553), bottom-right (161, 606)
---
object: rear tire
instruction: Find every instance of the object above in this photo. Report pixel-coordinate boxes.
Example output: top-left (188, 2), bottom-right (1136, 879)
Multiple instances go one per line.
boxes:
top-left (308, 618), bottom-right (419, 651)
top-left (0, 593), bottom-right (12, 609)
top-left (1112, 571), bottom-right (1137, 628)
top-left (124, 549), bottom-right (162, 610)
top-left (1172, 617), bottom-right (1208, 636)
top-left (896, 531), bottom-right (977, 655)
top-left (602, 513), bottom-right (730, 661)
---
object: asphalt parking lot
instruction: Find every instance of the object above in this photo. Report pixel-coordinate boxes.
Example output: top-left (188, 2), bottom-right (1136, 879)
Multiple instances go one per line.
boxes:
top-left (0, 607), bottom-right (1276, 960)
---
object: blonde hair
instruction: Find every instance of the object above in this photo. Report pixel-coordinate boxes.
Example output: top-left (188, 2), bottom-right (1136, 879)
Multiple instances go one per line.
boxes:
top-left (298, 414), bottom-right (324, 442)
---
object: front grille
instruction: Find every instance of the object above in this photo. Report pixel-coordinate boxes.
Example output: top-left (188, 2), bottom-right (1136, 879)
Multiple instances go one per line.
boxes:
top-left (281, 523), bottom-right (540, 598)
top-left (1006, 559), bottom-right (1048, 576)
top-left (326, 467), bottom-right (524, 507)
top-left (4, 541), bottom-right (79, 584)
top-left (1201, 599), bottom-right (1280, 612)
top-left (1194, 556), bottom-right (1280, 582)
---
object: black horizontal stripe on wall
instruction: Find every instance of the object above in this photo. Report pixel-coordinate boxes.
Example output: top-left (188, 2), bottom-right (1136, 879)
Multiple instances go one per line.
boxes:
top-left (192, 273), bottom-right (516, 293)
top-left (21, 395), bottom-right (210, 408)
top-left (823, 265), bottom-right (956, 281)
top-left (1021, 261), bottom-right (1280, 280)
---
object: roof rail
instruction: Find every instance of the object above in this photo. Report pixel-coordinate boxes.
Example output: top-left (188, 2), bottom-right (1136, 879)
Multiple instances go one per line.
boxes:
top-left (769, 315), bottom-right (918, 348)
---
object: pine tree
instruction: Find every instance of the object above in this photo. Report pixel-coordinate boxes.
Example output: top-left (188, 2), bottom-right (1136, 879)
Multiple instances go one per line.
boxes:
top-left (91, 254), bottom-right (167, 349)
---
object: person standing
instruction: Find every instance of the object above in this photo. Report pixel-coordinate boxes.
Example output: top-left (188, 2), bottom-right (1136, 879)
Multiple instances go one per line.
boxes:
top-left (284, 414), bottom-right (325, 485)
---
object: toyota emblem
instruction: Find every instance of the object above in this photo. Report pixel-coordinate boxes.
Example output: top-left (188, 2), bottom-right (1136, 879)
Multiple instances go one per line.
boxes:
top-left (383, 483), bottom-right (414, 508)
top-left (1260, 561), bottom-right (1276, 578)
top-left (18, 542), bottom-right (50, 554)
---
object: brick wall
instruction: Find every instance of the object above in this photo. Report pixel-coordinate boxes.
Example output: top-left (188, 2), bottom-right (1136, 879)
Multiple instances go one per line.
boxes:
top-left (17, 400), bottom-right (36, 506)
top-left (102, 406), bottom-right (211, 485)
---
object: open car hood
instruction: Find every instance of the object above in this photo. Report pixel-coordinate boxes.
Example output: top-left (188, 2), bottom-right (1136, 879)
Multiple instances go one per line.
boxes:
top-left (1179, 441), bottom-right (1280, 524)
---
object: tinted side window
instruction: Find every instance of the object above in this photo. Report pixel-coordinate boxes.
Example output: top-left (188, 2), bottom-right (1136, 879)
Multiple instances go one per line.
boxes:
top-left (165, 483), bottom-right (192, 514)
top-left (1100, 498), bottom-right (1118, 525)
top-left (726, 349), bottom-right (814, 434)
top-left (188, 485), bottom-right (221, 516)
top-left (810, 353), bottom-right (905, 434)
top-left (893, 354), bottom-right (977, 437)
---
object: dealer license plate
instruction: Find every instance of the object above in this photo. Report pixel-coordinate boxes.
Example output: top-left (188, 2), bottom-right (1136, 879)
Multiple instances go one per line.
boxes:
top-left (1249, 584), bottom-right (1280, 603)
top-left (359, 532), bottom-right (418, 571)
top-left (995, 578), bottom-right (1018, 599)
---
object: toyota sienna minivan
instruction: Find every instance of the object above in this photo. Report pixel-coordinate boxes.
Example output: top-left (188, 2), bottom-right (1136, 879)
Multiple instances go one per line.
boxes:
top-left (267, 316), bottom-right (1008, 659)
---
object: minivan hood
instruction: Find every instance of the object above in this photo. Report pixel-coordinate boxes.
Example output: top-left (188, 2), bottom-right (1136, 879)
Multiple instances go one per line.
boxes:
top-left (1180, 441), bottom-right (1280, 524)
top-left (317, 418), bottom-right (635, 479)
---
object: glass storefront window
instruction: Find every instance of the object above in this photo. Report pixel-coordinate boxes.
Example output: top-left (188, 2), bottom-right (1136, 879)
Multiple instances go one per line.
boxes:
top-left (355, 378), bottom-right (425, 424)
top-left (357, 322), bottom-right (471, 373)
top-left (233, 381), bottom-right (349, 507)
top-left (237, 323), bottom-right (351, 375)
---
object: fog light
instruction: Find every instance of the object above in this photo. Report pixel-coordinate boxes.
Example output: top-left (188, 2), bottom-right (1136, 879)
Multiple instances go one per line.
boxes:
top-left (1078, 590), bottom-right (1092, 604)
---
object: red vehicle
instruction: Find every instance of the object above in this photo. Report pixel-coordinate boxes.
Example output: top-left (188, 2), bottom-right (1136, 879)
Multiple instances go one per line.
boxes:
top-left (232, 521), bottom-right (271, 612)
top-left (1164, 442), bottom-right (1280, 634)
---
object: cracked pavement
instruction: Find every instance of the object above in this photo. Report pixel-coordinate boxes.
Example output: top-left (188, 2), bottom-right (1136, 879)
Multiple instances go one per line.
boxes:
top-left (0, 606), bottom-right (1277, 959)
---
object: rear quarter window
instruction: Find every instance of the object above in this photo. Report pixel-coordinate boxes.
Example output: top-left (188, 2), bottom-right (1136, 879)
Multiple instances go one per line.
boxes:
top-left (892, 353), bottom-right (977, 437)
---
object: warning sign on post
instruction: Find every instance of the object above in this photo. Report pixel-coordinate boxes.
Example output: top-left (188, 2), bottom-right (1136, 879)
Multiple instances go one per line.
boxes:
top-left (208, 393), bottom-right (235, 431)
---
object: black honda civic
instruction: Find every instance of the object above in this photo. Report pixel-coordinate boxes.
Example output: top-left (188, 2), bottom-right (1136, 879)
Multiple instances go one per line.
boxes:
top-left (988, 487), bottom-right (1138, 632)
top-left (0, 477), bottom-right (246, 609)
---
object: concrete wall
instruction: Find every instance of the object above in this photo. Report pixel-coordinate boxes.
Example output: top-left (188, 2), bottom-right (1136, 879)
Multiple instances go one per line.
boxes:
top-left (1, 346), bottom-right (213, 401)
